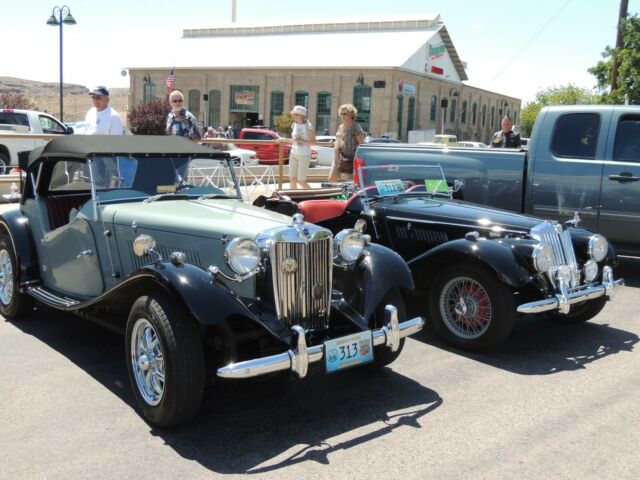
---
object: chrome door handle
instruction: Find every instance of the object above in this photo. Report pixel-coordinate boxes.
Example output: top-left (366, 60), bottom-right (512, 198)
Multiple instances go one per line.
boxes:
top-left (76, 249), bottom-right (93, 258)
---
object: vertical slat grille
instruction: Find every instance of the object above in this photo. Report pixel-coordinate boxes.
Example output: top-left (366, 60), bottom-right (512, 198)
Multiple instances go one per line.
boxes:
top-left (271, 236), bottom-right (332, 330)
top-left (540, 229), bottom-right (577, 270)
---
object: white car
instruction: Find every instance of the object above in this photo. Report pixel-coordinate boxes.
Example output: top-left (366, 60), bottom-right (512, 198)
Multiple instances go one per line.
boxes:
top-left (313, 135), bottom-right (336, 166)
top-left (207, 142), bottom-right (259, 166)
top-left (457, 141), bottom-right (488, 148)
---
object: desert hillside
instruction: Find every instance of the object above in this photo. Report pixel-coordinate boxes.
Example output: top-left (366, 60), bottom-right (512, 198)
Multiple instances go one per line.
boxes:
top-left (0, 76), bottom-right (129, 123)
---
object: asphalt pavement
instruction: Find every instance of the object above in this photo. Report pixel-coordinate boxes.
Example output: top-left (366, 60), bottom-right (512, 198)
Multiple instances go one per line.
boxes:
top-left (0, 205), bottom-right (639, 480)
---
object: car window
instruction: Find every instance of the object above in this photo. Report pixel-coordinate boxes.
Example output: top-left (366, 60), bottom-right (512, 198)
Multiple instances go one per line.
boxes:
top-left (613, 116), bottom-right (640, 163)
top-left (0, 112), bottom-right (29, 126)
top-left (242, 132), bottom-right (274, 141)
top-left (39, 115), bottom-right (66, 134)
top-left (551, 113), bottom-right (600, 159)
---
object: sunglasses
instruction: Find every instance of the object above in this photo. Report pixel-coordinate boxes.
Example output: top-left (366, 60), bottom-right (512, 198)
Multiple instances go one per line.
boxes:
top-left (340, 112), bottom-right (349, 116)
top-left (91, 95), bottom-right (104, 100)
top-left (171, 99), bottom-right (184, 104)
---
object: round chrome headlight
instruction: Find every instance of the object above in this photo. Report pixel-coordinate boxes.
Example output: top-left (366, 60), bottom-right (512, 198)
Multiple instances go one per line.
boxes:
top-left (225, 238), bottom-right (261, 274)
top-left (583, 259), bottom-right (599, 283)
top-left (588, 234), bottom-right (608, 262)
top-left (532, 242), bottom-right (554, 273)
top-left (334, 229), bottom-right (365, 263)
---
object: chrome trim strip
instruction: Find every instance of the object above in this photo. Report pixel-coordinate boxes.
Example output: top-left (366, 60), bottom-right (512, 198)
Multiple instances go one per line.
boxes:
top-left (384, 216), bottom-right (527, 236)
top-left (517, 269), bottom-right (624, 315)
top-left (216, 311), bottom-right (425, 379)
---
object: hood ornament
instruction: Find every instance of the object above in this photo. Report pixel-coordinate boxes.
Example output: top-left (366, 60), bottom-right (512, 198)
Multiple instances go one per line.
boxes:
top-left (565, 211), bottom-right (581, 228)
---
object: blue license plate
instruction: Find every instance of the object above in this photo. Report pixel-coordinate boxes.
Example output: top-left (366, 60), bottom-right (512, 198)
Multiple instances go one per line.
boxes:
top-left (324, 331), bottom-right (374, 373)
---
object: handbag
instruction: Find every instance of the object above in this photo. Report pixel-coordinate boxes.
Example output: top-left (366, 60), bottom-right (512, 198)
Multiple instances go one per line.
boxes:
top-left (338, 154), bottom-right (353, 174)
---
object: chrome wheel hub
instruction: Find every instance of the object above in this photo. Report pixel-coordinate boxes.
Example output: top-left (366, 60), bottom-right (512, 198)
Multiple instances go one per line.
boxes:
top-left (130, 319), bottom-right (165, 406)
top-left (440, 276), bottom-right (492, 339)
top-left (0, 249), bottom-right (14, 306)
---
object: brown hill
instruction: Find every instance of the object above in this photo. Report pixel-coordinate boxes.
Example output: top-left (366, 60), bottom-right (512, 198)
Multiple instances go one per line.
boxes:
top-left (0, 76), bottom-right (129, 123)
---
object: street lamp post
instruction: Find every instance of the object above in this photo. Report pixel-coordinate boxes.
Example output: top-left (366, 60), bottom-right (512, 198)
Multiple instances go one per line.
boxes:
top-left (47, 5), bottom-right (77, 122)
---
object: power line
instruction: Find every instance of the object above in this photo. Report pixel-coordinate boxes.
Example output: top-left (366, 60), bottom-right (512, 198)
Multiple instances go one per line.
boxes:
top-left (491, 0), bottom-right (573, 82)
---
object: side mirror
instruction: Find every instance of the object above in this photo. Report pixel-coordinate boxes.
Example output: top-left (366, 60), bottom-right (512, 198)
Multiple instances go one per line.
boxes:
top-left (65, 127), bottom-right (74, 135)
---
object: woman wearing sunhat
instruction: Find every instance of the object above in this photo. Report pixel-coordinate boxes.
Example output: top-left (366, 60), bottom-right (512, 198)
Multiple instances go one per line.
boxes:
top-left (287, 105), bottom-right (315, 189)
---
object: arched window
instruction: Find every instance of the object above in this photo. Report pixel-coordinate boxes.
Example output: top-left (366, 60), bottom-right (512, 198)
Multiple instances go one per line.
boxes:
top-left (208, 89), bottom-right (221, 127)
top-left (490, 106), bottom-right (495, 128)
top-left (461, 101), bottom-right (468, 124)
top-left (407, 97), bottom-right (416, 132)
top-left (472, 103), bottom-right (478, 125)
top-left (143, 81), bottom-right (156, 104)
top-left (430, 95), bottom-right (438, 121)
top-left (513, 111), bottom-right (518, 126)
top-left (294, 91), bottom-right (309, 109)
top-left (450, 99), bottom-right (457, 123)
top-left (396, 95), bottom-right (404, 139)
top-left (269, 90), bottom-right (284, 129)
top-left (188, 89), bottom-right (200, 118)
top-left (353, 85), bottom-right (372, 133)
top-left (481, 105), bottom-right (487, 127)
top-left (316, 91), bottom-right (331, 133)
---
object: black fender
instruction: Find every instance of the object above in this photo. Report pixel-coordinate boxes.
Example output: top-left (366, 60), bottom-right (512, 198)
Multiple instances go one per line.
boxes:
top-left (73, 262), bottom-right (287, 343)
top-left (0, 209), bottom-right (40, 284)
top-left (334, 242), bottom-right (414, 323)
top-left (409, 238), bottom-right (533, 289)
top-left (567, 226), bottom-right (618, 267)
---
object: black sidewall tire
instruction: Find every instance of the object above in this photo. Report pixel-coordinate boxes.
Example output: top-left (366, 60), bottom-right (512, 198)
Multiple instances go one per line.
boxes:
top-left (428, 263), bottom-right (515, 352)
top-left (369, 287), bottom-right (406, 369)
top-left (125, 293), bottom-right (205, 428)
top-left (549, 295), bottom-right (608, 324)
top-left (0, 235), bottom-right (34, 320)
top-left (0, 153), bottom-right (8, 175)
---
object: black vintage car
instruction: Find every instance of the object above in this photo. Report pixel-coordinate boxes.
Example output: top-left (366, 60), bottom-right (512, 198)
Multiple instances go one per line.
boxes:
top-left (259, 163), bottom-right (623, 351)
top-left (0, 136), bottom-right (423, 427)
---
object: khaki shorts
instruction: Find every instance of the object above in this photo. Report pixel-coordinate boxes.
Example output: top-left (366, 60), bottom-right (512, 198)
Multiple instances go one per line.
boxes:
top-left (288, 150), bottom-right (311, 180)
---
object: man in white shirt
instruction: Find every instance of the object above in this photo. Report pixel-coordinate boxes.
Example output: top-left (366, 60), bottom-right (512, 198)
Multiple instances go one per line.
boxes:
top-left (84, 86), bottom-right (124, 135)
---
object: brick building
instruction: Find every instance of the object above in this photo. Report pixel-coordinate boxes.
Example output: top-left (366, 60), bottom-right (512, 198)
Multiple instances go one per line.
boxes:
top-left (128, 14), bottom-right (520, 143)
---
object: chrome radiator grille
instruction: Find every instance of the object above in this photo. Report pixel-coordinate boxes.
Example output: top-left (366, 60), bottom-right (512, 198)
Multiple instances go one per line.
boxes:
top-left (270, 236), bottom-right (332, 330)
top-left (539, 228), bottom-right (577, 270)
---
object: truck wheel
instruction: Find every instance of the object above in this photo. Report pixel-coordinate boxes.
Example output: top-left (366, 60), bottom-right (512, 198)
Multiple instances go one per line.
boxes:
top-left (549, 296), bottom-right (607, 324)
top-left (0, 153), bottom-right (8, 175)
top-left (0, 235), bottom-right (34, 319)
top-left (126, 293), bottom-right (205, 427)
top-left (428, 263), bottom-right (515, 351)
top-left (368, 288), bottom-right (406, 368)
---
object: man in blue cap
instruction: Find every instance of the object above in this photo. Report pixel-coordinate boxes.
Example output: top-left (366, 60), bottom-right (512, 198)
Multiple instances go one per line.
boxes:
top-left (85, 86), bottom-right (124, 135)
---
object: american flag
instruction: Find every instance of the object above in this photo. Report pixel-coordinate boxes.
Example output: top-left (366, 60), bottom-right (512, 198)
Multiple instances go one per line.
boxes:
top-left (165, 69), bottom-right (175, 94)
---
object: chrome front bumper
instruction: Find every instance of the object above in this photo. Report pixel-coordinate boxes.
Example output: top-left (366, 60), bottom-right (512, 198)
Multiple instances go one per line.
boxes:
top-left (517, 266), bottom-right (624, 315)
top-left (217, 305), bottom-right (425, 379)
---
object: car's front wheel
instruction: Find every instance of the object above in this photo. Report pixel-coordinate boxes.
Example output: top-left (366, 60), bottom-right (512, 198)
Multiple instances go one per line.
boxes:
top-left (0, 235), bottom-right (34, 319)
top-left (549, 296), bottom-right (608, 324)
top-left (126, 293), bottom-right (205, 427)
top-left (428, 263), bottom-right (515, 351)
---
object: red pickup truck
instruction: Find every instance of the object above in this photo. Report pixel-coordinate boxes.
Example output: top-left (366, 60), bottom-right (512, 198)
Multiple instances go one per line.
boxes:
top-left (237, 128), bottom-right (290, 165)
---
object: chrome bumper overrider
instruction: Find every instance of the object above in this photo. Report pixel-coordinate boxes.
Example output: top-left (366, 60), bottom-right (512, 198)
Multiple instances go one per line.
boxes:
top-left (216, 305), bottom-right (425, 379)
top-left (517, 266), bottom-right (624, 315)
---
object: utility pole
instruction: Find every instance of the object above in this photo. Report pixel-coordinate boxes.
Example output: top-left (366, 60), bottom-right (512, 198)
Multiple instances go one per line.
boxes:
top-left (611, 0), bottom-right (629, 92)
top-left (232, 0), bottom-right (237, 22)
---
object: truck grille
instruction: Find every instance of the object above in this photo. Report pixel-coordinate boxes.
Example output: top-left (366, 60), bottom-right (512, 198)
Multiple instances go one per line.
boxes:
top-left (270, 236), bottom-right (332, 330)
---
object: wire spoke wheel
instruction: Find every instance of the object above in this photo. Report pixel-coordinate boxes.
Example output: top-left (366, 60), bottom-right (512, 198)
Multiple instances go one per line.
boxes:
top-left (440, 276), bottom-right (492, 339)
top-left (0, 249), bottom-right (14, 306)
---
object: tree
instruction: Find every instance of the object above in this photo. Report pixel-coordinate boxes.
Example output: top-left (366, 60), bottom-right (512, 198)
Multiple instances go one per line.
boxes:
top-left (589, 14), bottom-right (640, 103)
top-left (0, 92), bottom-right (37, 110)
top-left (273, 112), bottom-right (294, 136)
top-left (129, 98), bottom-right (170, 135)
top-left (520, 85), bottom-right (599, 137)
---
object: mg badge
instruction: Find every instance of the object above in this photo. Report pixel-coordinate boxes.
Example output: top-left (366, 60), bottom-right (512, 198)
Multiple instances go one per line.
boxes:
top-left (282, 257), bottom-right (298, 274)
top-left (312, 282), bottom-right (324, 299)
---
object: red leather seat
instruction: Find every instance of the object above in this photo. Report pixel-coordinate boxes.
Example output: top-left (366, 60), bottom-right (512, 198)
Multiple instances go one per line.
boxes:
top-left (298, 199), bottom-right (348, 224)
top-left (41, 194), bottom-right (91, 230)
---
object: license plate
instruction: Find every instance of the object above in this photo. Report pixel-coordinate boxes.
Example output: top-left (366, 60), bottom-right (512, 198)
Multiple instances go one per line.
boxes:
top-left (324, 331), bottom-right (374, 373)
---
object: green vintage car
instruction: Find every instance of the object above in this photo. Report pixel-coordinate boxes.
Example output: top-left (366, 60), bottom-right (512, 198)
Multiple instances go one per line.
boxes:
top-left (0, 135), bottom-right (423, 427)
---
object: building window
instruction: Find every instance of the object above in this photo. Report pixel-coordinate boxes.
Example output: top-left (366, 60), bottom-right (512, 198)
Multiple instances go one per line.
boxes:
top-left (407, 97), bottom-right (416, 132)
top-left (143, 82), bottom-right (156, 104)
top-left (482, 105), bottom-right (487, 127)
top-left (472, 103), bottom-right (477, 125)
top-left (294, 91), bottom-right (309, 109)
top-left (513, 111), bottom-right (518, 125)
top-left (353, 85), bottom-right (372, 133)
top-left (430, 95), bottom-right (438, 121)
top-left (269, 90), bottom-right (284, 129)
top-left (450, 99), bottom-right (457, 123)
top-left (230, 85), bottom-right (259, 112)
top-left (316, 91), bottom-right (331, 133)
top-left (207, 90), bottom-right (221, 127)
top-left (397, 95), bottom-right (404, 139)
top-left (490, 106), bottom-right (495, 129)
top-left (461, 101), bottom-right (468, 124)
top-left (188, 89), bottom-right (200, 119)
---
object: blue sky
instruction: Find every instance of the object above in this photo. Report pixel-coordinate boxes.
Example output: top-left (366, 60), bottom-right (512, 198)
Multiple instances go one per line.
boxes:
top-left (2, 0), bottom-right (638, 103)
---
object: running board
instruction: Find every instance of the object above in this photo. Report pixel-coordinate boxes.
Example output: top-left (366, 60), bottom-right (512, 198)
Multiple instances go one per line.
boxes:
top-left (26, 286), bottom-right (81, 310)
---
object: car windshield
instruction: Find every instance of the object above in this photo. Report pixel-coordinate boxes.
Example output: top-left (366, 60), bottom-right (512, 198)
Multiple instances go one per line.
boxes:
top-left (357, 164), bottom-right (451, 198)
top-left (57, 155), bottom-right (242, 202)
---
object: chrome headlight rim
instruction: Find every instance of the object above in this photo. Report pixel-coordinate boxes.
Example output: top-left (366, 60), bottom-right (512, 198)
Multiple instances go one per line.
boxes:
top-left (588, 234), bottom-right (608, 262)
top-left (532, 242), bottom-right (554, 273)
top-left (334, 229), bottom-right (365, 264)
top-left (583, 259), bottom-right (599, 283)
top-left (224, 237), bottom-right (261, 275)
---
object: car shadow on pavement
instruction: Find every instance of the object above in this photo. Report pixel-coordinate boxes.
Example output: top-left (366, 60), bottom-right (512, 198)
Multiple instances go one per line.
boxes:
top-left (616, 256), bottom-right (640, 288)
top-left (9, 306), bottom-right (442, 474)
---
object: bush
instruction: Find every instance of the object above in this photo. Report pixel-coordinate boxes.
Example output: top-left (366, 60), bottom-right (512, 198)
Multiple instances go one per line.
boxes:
top-left (273, 112), bottom-right (294, 136)
top-left (129, 98), bottom-right (170, 135)
top-left (0, 93), bottom-right (37, 110)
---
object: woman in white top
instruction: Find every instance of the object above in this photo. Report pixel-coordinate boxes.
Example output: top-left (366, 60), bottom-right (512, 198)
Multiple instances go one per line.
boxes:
top-left (287, 105), bottom-right (315, 189)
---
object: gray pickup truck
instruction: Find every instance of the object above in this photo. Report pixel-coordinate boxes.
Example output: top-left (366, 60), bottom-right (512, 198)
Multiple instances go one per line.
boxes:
top-left (355, 105), bottom-right (640, 255)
